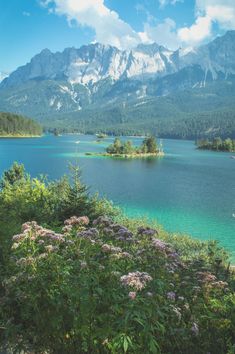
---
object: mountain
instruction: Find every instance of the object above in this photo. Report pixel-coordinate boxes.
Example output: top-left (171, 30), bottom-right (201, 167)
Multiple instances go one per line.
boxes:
top-left (0, 43), bottom-right (177, 88)
top-left (0, 71), bottom-right (9, 83)
top-left (0, 31), bottom-right (235, 138)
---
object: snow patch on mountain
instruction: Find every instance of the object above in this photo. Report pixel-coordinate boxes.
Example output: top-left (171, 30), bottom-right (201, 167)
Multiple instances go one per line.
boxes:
top-left (0, 71), bottom-right (9, 83)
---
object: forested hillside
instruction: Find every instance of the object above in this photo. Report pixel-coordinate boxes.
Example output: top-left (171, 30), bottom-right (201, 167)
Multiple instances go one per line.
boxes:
top-left (0, 112), bottom-right (42, 137)
top-left (44, 80), bottom-right (235, 139)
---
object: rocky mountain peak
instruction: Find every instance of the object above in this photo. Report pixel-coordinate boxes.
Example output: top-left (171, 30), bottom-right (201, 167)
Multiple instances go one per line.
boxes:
top-left (1, 31), bottom-right (235, 89)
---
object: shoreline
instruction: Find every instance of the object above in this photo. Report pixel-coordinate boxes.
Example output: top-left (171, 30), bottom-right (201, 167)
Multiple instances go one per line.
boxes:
top-left (0, 134), bottom-right (42, 138)
top-left (85, 151), bottom-right (165, 158)
top-left (197, 147), bottom-right (235, 153)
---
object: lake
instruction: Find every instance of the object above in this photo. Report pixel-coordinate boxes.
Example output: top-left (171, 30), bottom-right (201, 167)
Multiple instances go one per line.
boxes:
top-left (1, 134), bottom-right (235, 259)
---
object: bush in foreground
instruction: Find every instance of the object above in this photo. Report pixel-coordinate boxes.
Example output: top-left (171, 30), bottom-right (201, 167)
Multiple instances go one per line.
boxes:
top-left (0, 164), bottom-right (234, 353)
top-left (0, 216), bottom-right (234, 353)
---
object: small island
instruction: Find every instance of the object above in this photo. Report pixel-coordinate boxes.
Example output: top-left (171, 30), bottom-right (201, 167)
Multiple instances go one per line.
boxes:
top-left (0, 112), bottom-right (42, 137)
top-left (86, 136), bottom-right (164, 158)
top-left (196, 137), bottom-right (235, 152)
top-left (96, 133), bottom-right (107, 139)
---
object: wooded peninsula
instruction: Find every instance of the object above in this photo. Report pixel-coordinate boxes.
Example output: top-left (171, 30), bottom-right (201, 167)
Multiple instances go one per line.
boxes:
top-left (196, 137), bottom-right (235, 152)
top-left (0, 112), bottom-right (42, 137)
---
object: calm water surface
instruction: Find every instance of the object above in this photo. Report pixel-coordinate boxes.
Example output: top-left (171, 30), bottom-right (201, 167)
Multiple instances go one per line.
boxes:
top-left (1, 135), bottom-right (235, 258)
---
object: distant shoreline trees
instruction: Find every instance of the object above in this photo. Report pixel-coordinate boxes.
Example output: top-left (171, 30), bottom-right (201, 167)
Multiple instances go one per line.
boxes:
top-left (0, 112), bottom-right (42, 137)
top-left (196, 137), bottom-right (235, 152)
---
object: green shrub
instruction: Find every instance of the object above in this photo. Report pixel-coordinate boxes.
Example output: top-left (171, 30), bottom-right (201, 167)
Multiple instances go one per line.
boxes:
top-left (0, 216), bottom-right (234, 353)
top-left (0, 164), bottom-right (234, 353)
top-left (0, 163), bottom-right (118, 261)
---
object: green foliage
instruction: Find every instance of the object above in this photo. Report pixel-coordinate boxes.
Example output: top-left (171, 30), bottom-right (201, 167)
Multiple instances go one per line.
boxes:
top-left (0, 164), bottom-right (234, 353)
top-left (2, 78), bottom-right (235, 139)
top-left (197, 137), bottom-right (235, 152)
top-left (40, 79), bottom-right (235, 140)
top-left (0, 216), bottom-right (234, 353)
top-left (0, 112), bottom-right (42, 136)
top-left (106, 137), bottom-right (159, 155)
top-left (141, 136), bottom-right (158, 154)
top-left (0, 162), bottom-right (25, 188)
top-left (107, 138), bottom-right (135, 155)
top-left (0, 163), bottom-right (117, 262)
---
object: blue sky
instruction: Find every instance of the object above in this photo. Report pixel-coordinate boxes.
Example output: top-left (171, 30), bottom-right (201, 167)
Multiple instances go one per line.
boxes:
top-left (0, 0), bottom-right (234, 72)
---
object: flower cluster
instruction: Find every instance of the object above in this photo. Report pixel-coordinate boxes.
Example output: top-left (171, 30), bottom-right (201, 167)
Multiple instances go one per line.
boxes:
top-left (197, 272), bottom-right (229, 290)
top-left (101, 244), bottom-right (122, 254)
top-left (191, 322), bottom-right (199, 336)
top-left (137, 226), bottom-right (158, 237)
top-left (63, 216), bottom-right (89, 234)
top-left (101, 244), bottom-right (132, 260)
top-left (152, 238), bottom-right (171, 252)
top-left (64, 216), bottom-right (89, 226)
top-left (93, 216), bottom-right (133, 242)
top-left (120, 271), bottom-right (153, 291)
top-left (12, 221), bottom-right (65, 248)
top-left (2, 211), bottom-right (234, 354)
top-left (171, 305), bottom-right (182, 321)
top-left (77, 228), bottom-right (99, 240)
top-left (93, 216), bottom-right (112, 227)
top-left (197, 271), bottom-right (217, 283)
top-left (167, 291), bottom-right (176, 301)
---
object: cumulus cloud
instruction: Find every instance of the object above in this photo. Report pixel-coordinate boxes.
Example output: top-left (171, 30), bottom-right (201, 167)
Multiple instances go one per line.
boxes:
top-left (40, 0), bottom-right (235, 50)
top-left (178, 0), bottom-right (235, 45)
top-left (159, 0), bottom-right (183, 9)
top-left (143, 18), bottom-right (180, 49)
top-left (178, 15), bottom-right (212, 44)
top-left (40, 0), bottom-right (141, 49)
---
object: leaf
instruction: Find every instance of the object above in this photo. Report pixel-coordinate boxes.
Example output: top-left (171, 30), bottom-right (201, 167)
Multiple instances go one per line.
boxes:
top-left (123, 337), bottom-right (129, 353)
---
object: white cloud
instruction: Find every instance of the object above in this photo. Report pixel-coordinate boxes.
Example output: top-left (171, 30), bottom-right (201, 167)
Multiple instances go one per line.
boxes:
top-left (40, 0), bottom-right (235, 50)
top-left (159, 0), bottom-right (183, 9)
top-left (143, 18), bottom-right (180, 49)
top-left (40, 0), bottom-right (141, 49)
top-left (178, 15), bottom-right (212, 44)
top-left (178, 0), bottom-right (235, 45)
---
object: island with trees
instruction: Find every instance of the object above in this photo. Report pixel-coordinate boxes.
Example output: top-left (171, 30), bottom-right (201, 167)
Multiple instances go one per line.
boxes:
top-left (0, 112), bottom-right (42, 137)
top-left (96, 133), bottom-right (107, 139)
top-left (196, 137), bottom-right (235, 152)
top-left (86, 136), bottom-right (164, 158)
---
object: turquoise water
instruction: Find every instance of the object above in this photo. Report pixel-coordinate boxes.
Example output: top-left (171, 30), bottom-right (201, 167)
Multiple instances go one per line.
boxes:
top-left (0, 134), bottom-right (235, 258)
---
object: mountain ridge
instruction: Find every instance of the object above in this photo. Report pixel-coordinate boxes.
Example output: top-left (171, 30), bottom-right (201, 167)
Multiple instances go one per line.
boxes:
top-left (0, 30), bottom-right (235, 139)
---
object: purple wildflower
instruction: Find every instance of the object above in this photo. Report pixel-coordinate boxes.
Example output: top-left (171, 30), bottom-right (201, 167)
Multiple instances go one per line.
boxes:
top-left (167, 291), bottom-right (176, 301)
top-left (137, 226), bottom-right (158, 237)
top-left (191, 322), bottom-right (199, 336)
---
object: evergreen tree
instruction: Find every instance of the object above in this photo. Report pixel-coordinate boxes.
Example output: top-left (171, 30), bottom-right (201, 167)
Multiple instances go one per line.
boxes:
top-left (142, 136), bottom-right (158, 153)
top-left (113, 138), bottom-right (122, 154)
top-left (0, 112), bottom-right (42, 136)
top-left (196, 137), bottom-right (235, 152)
top-left (0, 162), bottom-right (26, 189)
top-left (123, 140), bottom-right (133, 154)
top-left (56, 165), bottom-right (92, 221)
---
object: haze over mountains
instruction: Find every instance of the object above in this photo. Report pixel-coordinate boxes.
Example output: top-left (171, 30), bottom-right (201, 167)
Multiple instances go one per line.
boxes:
top-left (0, 31), bottom-right (235, 138)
